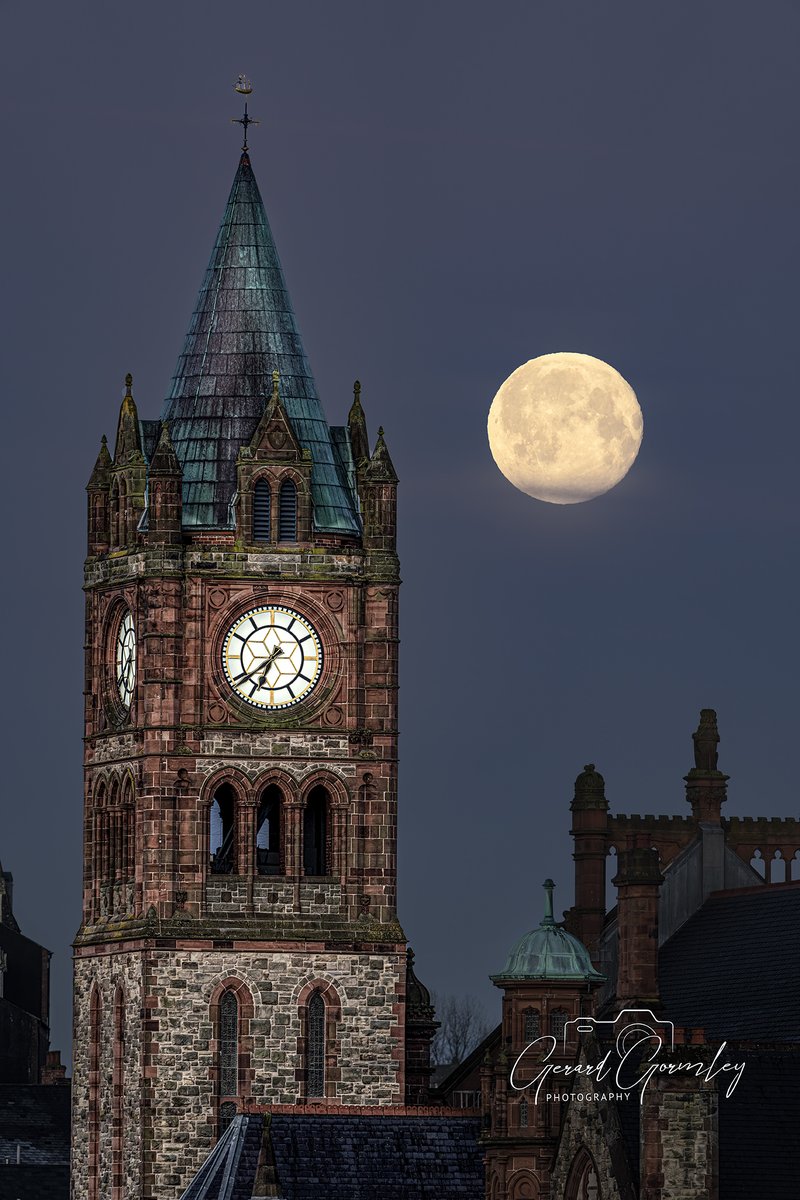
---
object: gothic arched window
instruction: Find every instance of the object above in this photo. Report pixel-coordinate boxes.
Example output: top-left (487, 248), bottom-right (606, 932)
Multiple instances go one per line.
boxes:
top-left (307, 990), bottom-right (325, 1097)
top-left (88, 986), bottom-right (102, 1200)
top-left (219, 990), bottom-right (239, 1098)
top-left (566, 1151), bottom-right (601, 1200)
top-left (550, 1008), bottom-right (569, 1040)
top-left (210, 784), bottom-right (236, 874)
top-left (112, 986), bottom-right (125, 1200)
top-left (252, 478), bottom-right (271, 542)
top-left (278, 478), bottom-right (297, 542)
top-left (523, 1007), bottom-right (540, 1042)
top-left (256, 785), bottom-right (282, 875)
top-left (303, 786), bottom-right (328, 876)
top-left (219, 1101), bottom-right (237, 1133)
top-left (110, 478), bottom-right (120, 548)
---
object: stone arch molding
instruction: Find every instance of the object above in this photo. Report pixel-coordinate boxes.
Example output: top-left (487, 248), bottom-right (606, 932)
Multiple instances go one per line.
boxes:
top-left (293, 972), bottom-right (347, 1008)
top-left (298, 768), bottom-right (352, 808)
top-left (508, 1168), bottom-right (540, 1199)
top-left (199, 766), bottom-right (254, 808)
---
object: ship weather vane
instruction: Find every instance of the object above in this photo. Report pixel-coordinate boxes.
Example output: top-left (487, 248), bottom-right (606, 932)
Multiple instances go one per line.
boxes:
top-left (232, 74), bottom-right (259, 151)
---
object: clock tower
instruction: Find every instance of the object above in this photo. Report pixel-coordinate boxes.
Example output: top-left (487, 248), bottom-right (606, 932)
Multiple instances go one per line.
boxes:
top-left (72, 135), bottom-right (410, 1200)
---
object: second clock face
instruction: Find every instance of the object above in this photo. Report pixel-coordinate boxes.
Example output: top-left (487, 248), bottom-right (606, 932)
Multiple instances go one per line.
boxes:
top-left (222, 605), bottom-right (323, 710)
top-left (115, 608), bottom-right (136, 709)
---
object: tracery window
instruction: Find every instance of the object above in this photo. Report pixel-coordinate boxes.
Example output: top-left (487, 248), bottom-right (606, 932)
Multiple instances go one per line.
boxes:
top-left (523, 1007), bottom-right (540, 1042)
top-left (219, 990), bottom-right (239, 1098)
top-left (279, 478), bottom-right (297, 541)
top-left (307, 990), bottom-right (325, 1097)
top-left (550, 1008), bottom-right (568, 1040)
top-left (519, 1097), bottom-right (529, 1128)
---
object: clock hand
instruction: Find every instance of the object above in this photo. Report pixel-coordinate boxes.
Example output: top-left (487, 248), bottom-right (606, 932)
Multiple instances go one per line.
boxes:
top-left (256, 645), bottom-right (284, 687)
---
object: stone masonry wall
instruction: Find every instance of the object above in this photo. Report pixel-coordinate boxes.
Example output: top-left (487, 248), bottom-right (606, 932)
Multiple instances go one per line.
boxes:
top-left (72, 952), bottom-right (143, 1200)
top-left (144, 947), bottom-right (405, 1198)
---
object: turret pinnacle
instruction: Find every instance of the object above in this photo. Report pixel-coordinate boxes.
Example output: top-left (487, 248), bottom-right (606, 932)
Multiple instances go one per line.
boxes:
top-left (364, 427), bottom-right (398, 483)
top-left (347, 380), bottom-right (370, 465)
top-left (149, 421), bottom-right (181, 475)
top-left (114, 374), bottom-right (143, 464)
top-left (87, 435), bottom-right (112, 490)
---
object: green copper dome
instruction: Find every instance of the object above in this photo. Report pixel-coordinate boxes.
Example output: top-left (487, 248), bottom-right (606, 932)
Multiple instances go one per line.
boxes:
top-left (491, 880), bottom-right (605, 983)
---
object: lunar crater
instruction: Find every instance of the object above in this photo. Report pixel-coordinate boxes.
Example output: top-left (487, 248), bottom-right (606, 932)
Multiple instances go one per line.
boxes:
top-left (487, 352), bottom-right (643, 505)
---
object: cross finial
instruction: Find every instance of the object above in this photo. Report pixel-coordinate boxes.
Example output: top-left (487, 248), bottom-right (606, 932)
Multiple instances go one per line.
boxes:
top-left (232, 75), bottom-right (259, 152)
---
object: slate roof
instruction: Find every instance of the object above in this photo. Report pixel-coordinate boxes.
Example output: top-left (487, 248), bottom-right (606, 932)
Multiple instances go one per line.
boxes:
top-left (179, 1112), bottom-right (483, 1200)
top-left (718, 1047), bottom-right (800, 1200)
top-left (0, 1166), bottom-right (69, 1200)
top-left (162, 151), bottom-right (359, 534)
top-left (268, 1114), bottom-right (483, 1199)
top-left (0, 1086), bottom-right (69, 1200)
top-left (659, 883), bottom-right (800, 1041)
top-left (0, 1087), bottom-right (70, 1165)
top-left (179, 1114), bottom-right (263, 1200)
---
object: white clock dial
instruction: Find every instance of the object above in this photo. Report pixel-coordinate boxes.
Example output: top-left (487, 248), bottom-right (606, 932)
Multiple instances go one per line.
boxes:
top-left (115, 609), bottom-right (136, 709)
top-left (222, 606), bottom-right (323, 710)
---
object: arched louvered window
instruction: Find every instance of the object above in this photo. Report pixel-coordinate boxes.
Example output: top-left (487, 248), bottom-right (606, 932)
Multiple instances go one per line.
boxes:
top-left (256, 785), bottom-right (282, 876)
top-left (523, 1007), bottom-right (540, 1042)
top-left (252, 478), bottom-right (271, 542)
top-left (210, 785), bottom-right (236, 874)
top-left (279, 478), bottom-right (297, 542)
top-left (307, 991), bottom-right (325, 1097)
top-left (303, 787), bottom-right (328, 876)
top-left (219, 991), bottom-right (239, 1098)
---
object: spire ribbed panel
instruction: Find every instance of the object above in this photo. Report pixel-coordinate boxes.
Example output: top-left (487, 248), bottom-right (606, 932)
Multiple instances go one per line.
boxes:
top-left (162, 153), bottom-right (359, 532)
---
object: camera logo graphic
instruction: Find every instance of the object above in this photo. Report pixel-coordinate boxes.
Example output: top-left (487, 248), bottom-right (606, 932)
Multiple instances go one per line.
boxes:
top-left (561, 1009), bottom-right (675, 1054)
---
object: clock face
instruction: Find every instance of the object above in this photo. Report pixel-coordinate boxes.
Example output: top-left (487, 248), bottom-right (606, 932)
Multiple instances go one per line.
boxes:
top-left (222, 605), bottom-right (323, 710)
top-left (115, 609), bottom-right (136, 709)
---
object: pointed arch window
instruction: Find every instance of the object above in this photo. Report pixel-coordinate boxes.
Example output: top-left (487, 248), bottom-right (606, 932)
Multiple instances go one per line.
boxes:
top-left (307, 990), bottom-right (325, 1097)
top-left (219, 1101), bottom-right (237, 1133)
top-left (210, 784), bottom-right (236, 874)
top-left (253, 478), bottom-right (271, 542)
top-left (112, 986), bottom-right (125, 1200)
top-left (279, 478), bottom-right (297, 542)
top-left (88, 987), bottom-right (102, 1200)
top-left (303, 786), bottom-right (328, 876)
top-left (256, 785), bottom-right (282, 875)
top-left (219, 990), bottom-right (239, 1098)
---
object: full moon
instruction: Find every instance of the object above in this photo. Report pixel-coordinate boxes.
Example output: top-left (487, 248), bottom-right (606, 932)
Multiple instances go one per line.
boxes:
top-left (487, 352), bottom-right (643, 504)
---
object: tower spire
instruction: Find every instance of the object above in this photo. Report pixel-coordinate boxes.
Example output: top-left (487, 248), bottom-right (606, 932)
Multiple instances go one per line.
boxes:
top-left (231, 74), bottom-right (259, 153)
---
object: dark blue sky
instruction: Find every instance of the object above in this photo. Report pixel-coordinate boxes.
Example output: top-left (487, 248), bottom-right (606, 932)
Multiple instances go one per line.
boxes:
top-left (2, 2), bottom-right (798, 1063)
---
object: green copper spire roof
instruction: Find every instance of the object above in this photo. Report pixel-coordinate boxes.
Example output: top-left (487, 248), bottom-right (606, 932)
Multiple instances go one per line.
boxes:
top-left (491, 880), bottom-right (605, 983)
top-left (162, 151), bottom-right (359, 532)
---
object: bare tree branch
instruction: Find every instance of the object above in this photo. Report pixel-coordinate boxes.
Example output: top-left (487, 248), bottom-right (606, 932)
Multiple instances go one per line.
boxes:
top-left (430, 992), bottom-right (491, 1067)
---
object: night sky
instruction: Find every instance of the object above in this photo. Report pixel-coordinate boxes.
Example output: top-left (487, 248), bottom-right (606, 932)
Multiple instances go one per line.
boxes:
top-left (2, 3), bottom-right (798, 1065)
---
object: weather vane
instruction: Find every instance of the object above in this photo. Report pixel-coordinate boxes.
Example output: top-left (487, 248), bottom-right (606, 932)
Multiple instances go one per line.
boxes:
top-left (232, 74), bottom-right (259, 151)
